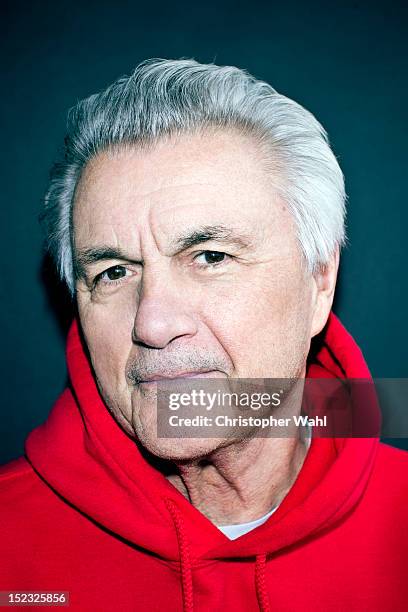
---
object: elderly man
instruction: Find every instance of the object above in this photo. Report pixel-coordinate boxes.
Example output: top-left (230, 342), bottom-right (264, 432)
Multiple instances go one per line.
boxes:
top-left (0, 59), bottom-right (407, 611)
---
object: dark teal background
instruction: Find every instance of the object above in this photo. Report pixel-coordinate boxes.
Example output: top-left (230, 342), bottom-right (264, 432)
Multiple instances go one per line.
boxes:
top-left (1, 0), bottom-right (407, 464)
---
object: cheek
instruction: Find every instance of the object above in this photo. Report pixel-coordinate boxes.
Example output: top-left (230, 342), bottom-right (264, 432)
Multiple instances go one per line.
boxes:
top-left (77, 292), bottom-right (137, 385)
top-left (197, 269), bottom-right (313, 374)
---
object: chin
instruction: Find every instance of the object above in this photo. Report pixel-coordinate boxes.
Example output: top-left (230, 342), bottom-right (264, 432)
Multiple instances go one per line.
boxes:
top-left (134, 428), bottom-right (226, 461)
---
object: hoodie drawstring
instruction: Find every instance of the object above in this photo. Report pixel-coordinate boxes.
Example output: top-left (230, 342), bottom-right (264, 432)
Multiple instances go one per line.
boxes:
top-left (165, 498), bottom-right (194, 612)
top-left (255, 554), bottom-right (271, 612)
top-left (165, 498), bottom-right (271, 612)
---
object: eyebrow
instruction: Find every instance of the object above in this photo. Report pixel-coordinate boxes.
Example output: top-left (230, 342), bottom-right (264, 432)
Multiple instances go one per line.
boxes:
top-left (74, 224), bottom-right (253, 280)
top-left (171, 224), bottom-right (254, 251)
top-left (73, 246), bottom-right (142, 280)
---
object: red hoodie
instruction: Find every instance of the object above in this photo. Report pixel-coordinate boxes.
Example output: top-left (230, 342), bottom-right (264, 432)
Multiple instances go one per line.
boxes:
top-left (0, 313), bottom-right (407, 611)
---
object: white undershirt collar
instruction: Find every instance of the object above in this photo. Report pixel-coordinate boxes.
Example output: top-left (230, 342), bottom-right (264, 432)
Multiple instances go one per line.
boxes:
top-left (218, 424), bottom-right (312, 540)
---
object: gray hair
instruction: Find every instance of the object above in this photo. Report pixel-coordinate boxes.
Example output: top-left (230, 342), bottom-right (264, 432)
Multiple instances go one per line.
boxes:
top-left (40, 58), bottom-right (346, 295)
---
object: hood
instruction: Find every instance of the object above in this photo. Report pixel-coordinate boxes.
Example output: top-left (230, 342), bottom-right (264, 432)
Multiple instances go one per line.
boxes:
top-left (25, 312), bottom-right (380, 610)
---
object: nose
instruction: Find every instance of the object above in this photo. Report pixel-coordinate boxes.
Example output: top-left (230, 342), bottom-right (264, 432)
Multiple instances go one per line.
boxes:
top-left (132, 272), bottom-right (198, 349)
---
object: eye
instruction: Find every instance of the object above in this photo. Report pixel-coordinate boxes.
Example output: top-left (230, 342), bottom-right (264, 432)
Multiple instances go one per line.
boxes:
top-left (194, 251), bottom-right (229, 267)
top-left (95, 265), bottom-right (129, 285)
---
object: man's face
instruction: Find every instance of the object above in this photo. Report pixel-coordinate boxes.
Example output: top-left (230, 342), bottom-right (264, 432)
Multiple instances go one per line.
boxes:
top-left (73, 130), bottom-right (328, 458)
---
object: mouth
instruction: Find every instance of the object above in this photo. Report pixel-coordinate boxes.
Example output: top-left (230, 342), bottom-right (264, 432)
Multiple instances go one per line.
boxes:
top-left (138, 370), bottom-right (223, 385)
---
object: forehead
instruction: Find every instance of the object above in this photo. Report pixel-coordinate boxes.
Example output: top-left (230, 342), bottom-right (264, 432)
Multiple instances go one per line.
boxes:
top-left (72, 130), bottom-right (286, 250)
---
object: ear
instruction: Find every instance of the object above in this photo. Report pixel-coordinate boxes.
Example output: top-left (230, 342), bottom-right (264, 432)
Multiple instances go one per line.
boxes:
top-left (310, 247), bottom-right (340, 338)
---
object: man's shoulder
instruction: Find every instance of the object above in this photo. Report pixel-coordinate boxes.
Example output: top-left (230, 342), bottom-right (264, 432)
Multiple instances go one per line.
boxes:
top-left (0, 456), bottom-right (35, 492)
top-left (372, 441), bottom-right (408, 491)
top-left (0, 456), bottom-right (44, 513)
top-left (0, 455), bottom-right (82, 559)
top-left (377, 441), bottom-right (408, 466)
top-left (0, 455), bottom-right (68, 523)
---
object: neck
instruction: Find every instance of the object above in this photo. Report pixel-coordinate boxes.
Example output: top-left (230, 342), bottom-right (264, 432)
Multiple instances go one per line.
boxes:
top-left (167, 433), bottom-right (309, 525)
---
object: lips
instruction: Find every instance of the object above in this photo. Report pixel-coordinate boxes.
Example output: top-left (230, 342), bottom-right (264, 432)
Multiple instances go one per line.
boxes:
top-left (139, 370), bottom-right (222, 384)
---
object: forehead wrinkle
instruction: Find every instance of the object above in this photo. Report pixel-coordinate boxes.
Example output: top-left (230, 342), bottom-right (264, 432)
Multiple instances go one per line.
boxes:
top-left (130, 180), bottom-right (224, 200)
